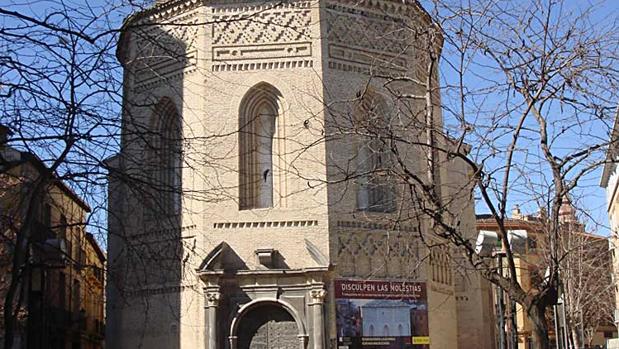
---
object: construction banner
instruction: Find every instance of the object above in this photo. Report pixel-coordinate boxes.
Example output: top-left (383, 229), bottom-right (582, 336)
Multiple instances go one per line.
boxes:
top-left (335, 279), bottom-right (430, 349)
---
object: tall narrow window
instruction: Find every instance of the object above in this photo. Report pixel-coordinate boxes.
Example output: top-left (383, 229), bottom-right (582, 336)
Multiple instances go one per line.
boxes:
top-left (239, 83), bottom-right (284, 210)
top-left (72, 279), bottom-right (80, 315)
top-left (58, 214), bottom-right (67, 240)
top-left (59, 272), bottom-right (66, 310)
top-left (148, 98), bottom-right (182, 218)
top-left (355, 92), bottom-right (396, 212)
top-left (43, 203), bottom-right (52, 228)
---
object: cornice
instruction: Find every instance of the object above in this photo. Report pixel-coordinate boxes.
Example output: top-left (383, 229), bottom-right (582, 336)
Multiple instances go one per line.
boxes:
top-left (124, 0), bottom-right (434, 26)
top-left (330, 0), bottom-right (430, 22)
top-left (127, 0), bottom-right (202, 26)
top-left (117, 0), bottom-right (443, 62)
top-left (476, 217), bottom-right (544, 233)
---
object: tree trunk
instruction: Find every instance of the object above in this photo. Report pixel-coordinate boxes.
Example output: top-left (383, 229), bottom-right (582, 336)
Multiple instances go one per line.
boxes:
top-left (3, 232), bottom-right (26, 349)
top-left (571, 327), bottom-right (582, 349)
top-left (529, 303), bottom-right (550, 349)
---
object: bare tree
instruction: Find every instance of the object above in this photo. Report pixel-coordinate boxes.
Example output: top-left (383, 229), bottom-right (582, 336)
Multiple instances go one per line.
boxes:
top-left (0, 1), bottom-right (127, 347)
top-left (559, 220), bottom-right (614, 348)
top-left (1, 0), bottom-right (618, 349)
top-left (358, 0), bottom-right (619, 347)
top-left (324, 0), bottom-right (618, 347)
top-left (1, 1), bottom-right (239, 347)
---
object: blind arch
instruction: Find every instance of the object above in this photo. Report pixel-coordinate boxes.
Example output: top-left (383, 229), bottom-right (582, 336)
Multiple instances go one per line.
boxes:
top-left (354, 91), bottom-right (396, 213)
top-left (147, 97), bottom-right (182, 218)
top-left (238, 83), bottom-right (286, 210)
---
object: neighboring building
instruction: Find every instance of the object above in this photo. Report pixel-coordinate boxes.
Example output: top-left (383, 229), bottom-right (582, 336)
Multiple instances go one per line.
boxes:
top-left (105, 0), bottom-right (474, 348)
top-left (0, 125), bottom-right (105, 349)
top-left (477, 203), bottom-right (616, 349)
top-left (601, 107), bottom-right (619, 347)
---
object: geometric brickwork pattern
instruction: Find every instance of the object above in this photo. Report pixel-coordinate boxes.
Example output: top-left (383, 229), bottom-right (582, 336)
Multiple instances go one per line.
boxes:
top-left (136, 12), bottom-right (200, 57)
top-left (326, 5), bottom-right (409, 54)
top-left (212, 220), bottom-right (318, 229)
top-left (211, 1), bottom-right (313, 71)
top-left (133, 11), bottom-right (199, 90)
top-left (212, 6), bottom-right (311, 45)
top-left (336, 231), bottom-right (422, 278)
top-left (325, 1), bottom-right (413, 73)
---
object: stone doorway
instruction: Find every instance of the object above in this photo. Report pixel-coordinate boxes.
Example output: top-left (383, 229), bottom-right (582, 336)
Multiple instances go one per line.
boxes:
top-left (237, 304), bottom-right (298, 349)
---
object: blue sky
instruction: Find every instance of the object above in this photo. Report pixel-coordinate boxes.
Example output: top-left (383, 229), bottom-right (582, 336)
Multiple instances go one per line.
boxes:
top-left (2, 0), bottom-right (618, 242)
top-left (419, 0), bottom-right (619, 235)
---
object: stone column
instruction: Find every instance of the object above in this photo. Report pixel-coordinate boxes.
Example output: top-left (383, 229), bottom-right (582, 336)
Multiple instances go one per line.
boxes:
top-left (310, 289), bottom-right (327, 349)
top-left (205, 289), bottom-right (221, 349)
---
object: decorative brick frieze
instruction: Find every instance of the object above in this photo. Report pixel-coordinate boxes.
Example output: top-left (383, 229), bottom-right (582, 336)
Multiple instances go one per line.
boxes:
top-left (336, 220), bottom-right (418, 232)
top-left (133, 10), bottom-right (200, 89)
top-left (212, 220), bottom-right (318, 229)
top-left (210, 1), bottom-right (313, 71)
top-left (325, 1), bottom-right (420, 74)
top-left (336, 231), bottom-right (421, 277)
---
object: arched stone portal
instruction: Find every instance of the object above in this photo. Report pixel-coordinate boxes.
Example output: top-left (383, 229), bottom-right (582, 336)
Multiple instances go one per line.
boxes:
top-left (236, 304), bottom-right (299, 349)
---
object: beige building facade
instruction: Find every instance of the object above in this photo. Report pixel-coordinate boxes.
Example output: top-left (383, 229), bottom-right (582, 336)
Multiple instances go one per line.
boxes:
top-left (0, 126), bottom-right (105, 349)
top-left (476, 213), bottom-right (546, 349)
top-left (477, 206), bottom-right (616, 349)
top-left (601, 108), bottom-right (619, 346)
top-left (105, 1), bottom-right (480, 348)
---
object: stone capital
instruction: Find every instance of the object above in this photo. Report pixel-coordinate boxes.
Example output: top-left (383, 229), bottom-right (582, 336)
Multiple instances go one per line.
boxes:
top-left (205, 291), bottom-right (221, 307)
top-left (310, 289), bottom-right (327, 304)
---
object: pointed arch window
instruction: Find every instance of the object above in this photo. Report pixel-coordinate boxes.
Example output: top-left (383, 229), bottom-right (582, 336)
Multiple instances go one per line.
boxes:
top-left (355, 93), bottom-right (396, 213)
top-left (148, 98), bottom-right (182, 217)
top-left (239, 83), bottom-right (285, 210)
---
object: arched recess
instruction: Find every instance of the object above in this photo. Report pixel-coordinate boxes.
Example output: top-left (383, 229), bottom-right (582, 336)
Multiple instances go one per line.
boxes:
top-left (229, 298), bottom-right (306, 349)
top-left (146, 97), bottom-right (182, 218)
top-left (353, 90), bottom-right (396, 213)
top-left (238, 82), bottom-right (286, 210)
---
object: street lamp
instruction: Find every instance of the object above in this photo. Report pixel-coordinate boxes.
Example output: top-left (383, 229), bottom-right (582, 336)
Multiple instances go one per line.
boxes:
top-left (543, 267), bottom-right (570, 349)
top-left (476, 229), bottom-right (527, 349)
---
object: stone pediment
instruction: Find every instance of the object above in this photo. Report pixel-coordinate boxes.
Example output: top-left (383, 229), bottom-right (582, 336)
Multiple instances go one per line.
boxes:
top-left (198, 241), bottom-right (329, 275)
top-left (198, 241), bottom-right (248, 273)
